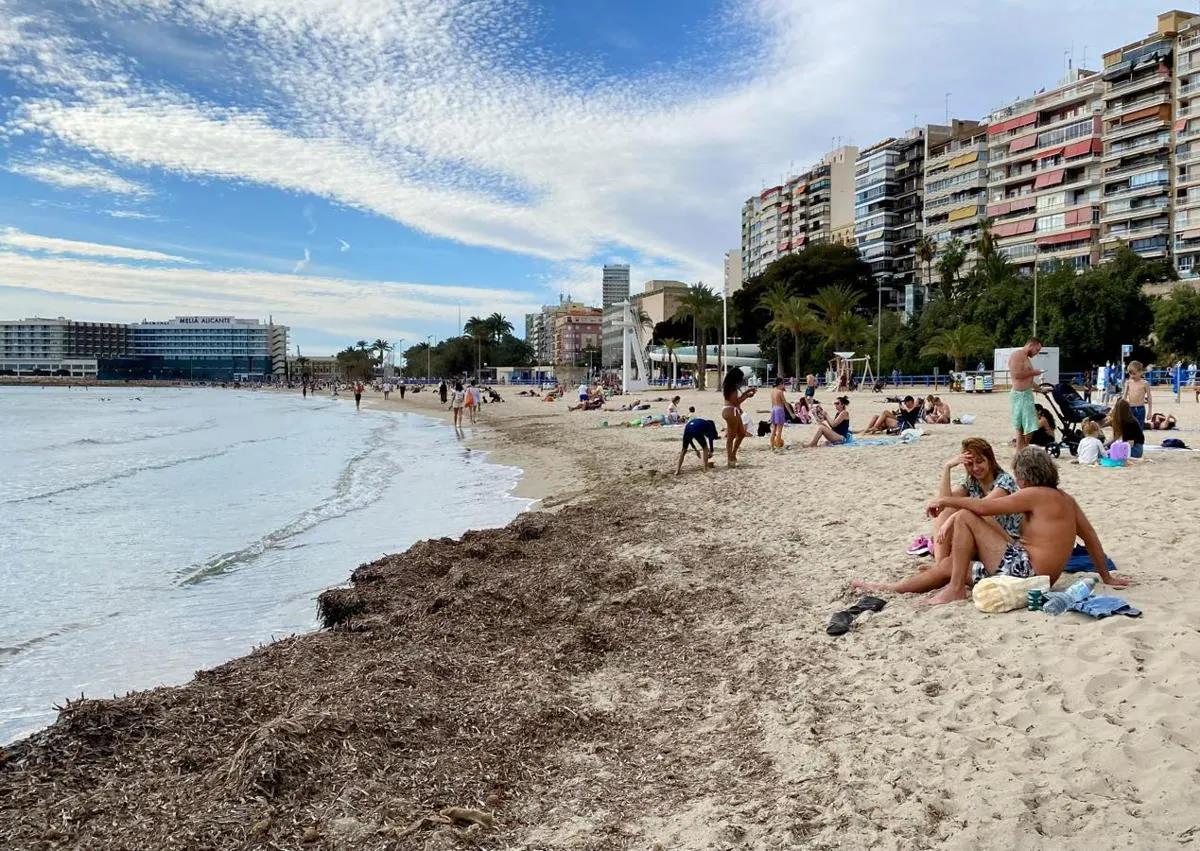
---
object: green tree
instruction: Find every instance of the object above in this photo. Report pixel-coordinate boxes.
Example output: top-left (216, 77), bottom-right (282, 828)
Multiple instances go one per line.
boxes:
top-left (1154, 285), bottom-right (1200, 361)
top-left (920, 324), bottom-right (993, 372)
top-left (336, 346), bottom-right (375, 379)
top-left (757, 281), bottom-right (793, 379)
top-left (935, 238), bottom-right (967, 302)
top-left (673, 283), bottom-right (722, 389)
top-left (371, 338), bottom-right (391, 366)
top-left (810, 284), bottom-right (865, 352)
top-left (914, 233), bottom-right (936, 290)
top-left (767, 296), bottom-right (819, 380)
top-left (485, 312), bottom-right (514, 342)
top-left (660, 337), bottom-right (681, 387)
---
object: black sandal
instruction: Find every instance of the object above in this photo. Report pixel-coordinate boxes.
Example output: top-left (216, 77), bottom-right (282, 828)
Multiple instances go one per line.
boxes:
top-left (826, 596), bottom-right (887, 636)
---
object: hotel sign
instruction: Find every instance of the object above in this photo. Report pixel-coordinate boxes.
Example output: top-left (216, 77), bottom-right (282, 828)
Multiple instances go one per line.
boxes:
top-left (177, 316), bottom-right (234, 324)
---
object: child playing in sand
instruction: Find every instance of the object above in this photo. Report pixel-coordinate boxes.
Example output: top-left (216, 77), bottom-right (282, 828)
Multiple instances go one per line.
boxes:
top-left (1076, 419), bottom-right (1105, 465)
top-left (675, 418), bottom-right (718, 475)
top-left (1122, 361), bottom-right (1152, 427)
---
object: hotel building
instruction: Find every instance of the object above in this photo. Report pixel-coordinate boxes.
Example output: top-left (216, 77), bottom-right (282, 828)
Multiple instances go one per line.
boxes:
top-left (601, 264), bottom-right (631, 307)
top-left (739, 145), bottom-right (857, 283)
top-left (921, 120), bottom-right (989, 278)
top-left (552, 305), bottom-right (602, 367)
top-left (985, 69), bottom-right (1105, 274)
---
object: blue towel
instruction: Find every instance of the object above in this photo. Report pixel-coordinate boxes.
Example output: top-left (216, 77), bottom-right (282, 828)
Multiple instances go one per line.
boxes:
top-left (1070, 595), bottom-right (1142, 619)
top-left (1064, 544), bottom-right (1117, 574)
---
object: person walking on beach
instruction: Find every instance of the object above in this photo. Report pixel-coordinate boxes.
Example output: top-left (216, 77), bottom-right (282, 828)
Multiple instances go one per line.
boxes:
top-left (466, 380), bottom-right (480, 424)
top-left (1121, 361), bottom-right (1152, 428)
top-left (438, 380), bottom-right (448, 405)
top-left (399, 383), bottom-right (406, 400)
top-left (353, 380), bottom-right (364, 410)
top-left (382, 381), bottom-right (392, 401)
top-left (449, 381), bottom-right (466, 429)
top-left (1008, 337), bottom-right (1043, 453)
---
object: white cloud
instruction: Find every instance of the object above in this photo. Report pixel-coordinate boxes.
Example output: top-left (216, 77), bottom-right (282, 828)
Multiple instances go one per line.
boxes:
top-left (7, 160), bottom-right (151, 197)
top-left (0, 249), bottom-right (543, 348)
top-left (0, 0), bottom-right (1164, 292)
top-left (291, 246), bottom-right (310, 273)
top-left (0, 227), bottom-right (191, 263)
top-left (338, 239), bottom-right (350, 253)
top-left (104, 209), bottom-right (164, 221)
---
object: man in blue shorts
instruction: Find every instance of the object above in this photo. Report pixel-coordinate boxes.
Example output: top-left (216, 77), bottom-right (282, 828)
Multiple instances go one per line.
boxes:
top-left (1007, 337), bottom-right (1043, 453)
top-left (675, 418), bottom-right (718, 475)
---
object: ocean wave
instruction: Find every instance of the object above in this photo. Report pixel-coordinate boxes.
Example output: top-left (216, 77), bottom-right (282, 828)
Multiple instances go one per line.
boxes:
top-left (4, 434), bottom-right (284, 504)
top-left (176, 422), bottom-right (400, 586)
top-left (65, 419), bottom-right (219, 448)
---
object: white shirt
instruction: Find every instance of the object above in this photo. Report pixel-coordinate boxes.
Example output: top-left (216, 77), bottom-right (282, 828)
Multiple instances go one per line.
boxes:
top-left (1077, 436), bottom-right (1104, 465)
top-left (578, 384), bottom-right (588, 396)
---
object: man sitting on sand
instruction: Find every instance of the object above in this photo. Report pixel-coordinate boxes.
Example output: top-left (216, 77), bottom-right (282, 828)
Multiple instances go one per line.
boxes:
top-left (862, 395), bottom-right (920, 434)
top-left (923, 447), bottom-right (1127, 605)
top-left (854, 447), bottom-right (1128, 604)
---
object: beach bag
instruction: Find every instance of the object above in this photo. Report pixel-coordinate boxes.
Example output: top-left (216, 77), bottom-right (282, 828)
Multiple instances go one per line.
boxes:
top-left (1163, 438), bottom-right (1188, 449)
top-left (973, 575), bottom-right (1051, 614)
top-left (1108, 440), bottom-right (1131, 462)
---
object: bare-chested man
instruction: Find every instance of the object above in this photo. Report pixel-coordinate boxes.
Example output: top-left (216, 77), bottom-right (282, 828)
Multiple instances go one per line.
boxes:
top-left (1121, 360), bottom-right (1152, 428)
top-left (920, 447), bottom-right (1129, 606)
top-left (1008, 337), bottom-right (1043, 452)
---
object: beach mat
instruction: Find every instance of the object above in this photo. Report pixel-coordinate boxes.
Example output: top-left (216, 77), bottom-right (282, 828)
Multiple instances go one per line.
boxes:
top-left (1064, 544), bottom-right (1117, 574)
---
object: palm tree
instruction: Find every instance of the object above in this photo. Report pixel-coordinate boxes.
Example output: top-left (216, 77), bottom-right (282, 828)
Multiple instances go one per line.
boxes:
top-left (767, 296), bottom-right (819, 381)
top-left (975, 218), bottom-right (997, 260)
top-left (920, 324), bottom-right (993, 372)
top-left (355, 339), bottom-right (369, 352)
top-left (660, 338), bottom-right (681, 387)
top-left (810, 284), bottom-right (864, 351)
top-left (463, 316), bottom-right (487, 339)
top-left (673, 283), bottom-right (721, 389)
top-left (486, 312), bottom-right (513, 342)
top-left (757, 281), bottom-right (793, 379)
top-left (371, 338), bottom-right (391, 366)
top-left (936, 238), bottom-right (967, 301)
top-left (295, 355), bottom-right (311, 379)
top-left (914, 233), bottom-right (936, 291)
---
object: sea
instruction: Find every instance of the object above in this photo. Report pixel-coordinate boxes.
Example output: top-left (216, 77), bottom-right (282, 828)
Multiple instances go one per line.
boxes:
top-left (0, 386), bottom-right (531, 744)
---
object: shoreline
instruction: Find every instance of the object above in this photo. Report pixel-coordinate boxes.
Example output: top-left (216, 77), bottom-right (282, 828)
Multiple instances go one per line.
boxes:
top-left (3, 386), bottom-right (1200, 847)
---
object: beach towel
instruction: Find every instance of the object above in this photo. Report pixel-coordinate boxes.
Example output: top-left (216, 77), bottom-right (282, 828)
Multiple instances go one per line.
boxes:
top-left (1063, 545), bottom-right (1117, 574)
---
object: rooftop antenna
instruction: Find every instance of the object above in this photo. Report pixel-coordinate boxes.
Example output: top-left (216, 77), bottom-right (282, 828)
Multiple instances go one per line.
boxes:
top-left (944, 92), bottom-right (950, 124)
top-left (1082, 45), bottom-right (1088, 70)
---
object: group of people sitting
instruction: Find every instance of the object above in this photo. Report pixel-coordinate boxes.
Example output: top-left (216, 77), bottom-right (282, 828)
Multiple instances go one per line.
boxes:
top-left (861, 394), bottom-right (950, 435)
top-left (853, 438), bottom-right (1130, 605)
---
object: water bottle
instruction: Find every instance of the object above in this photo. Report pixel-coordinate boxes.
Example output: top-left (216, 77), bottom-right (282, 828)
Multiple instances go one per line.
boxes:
top-left (1041, 578), bottom-right (1097, 616)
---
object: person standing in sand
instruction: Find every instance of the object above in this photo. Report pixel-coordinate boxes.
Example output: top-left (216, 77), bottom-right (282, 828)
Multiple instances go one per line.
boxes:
top-left (920, 447), bottom-right (1128, 606)
top-left (353, 380), bottom-right (364, 410)
top-left (1008, 337), bottom-right (1043, 453)
top-left (399, 383), bottom-right (406, 400)
top-left (1121, 361), bottom-right (1152, 428)
top-left (721, 367), bottom-right (756, 468)
top-left (769, 377), bottom-right (788, 450)
top-left (675, 418), bottom-right (718, 475)
top-left (438, 380), bottom-right (448, 404)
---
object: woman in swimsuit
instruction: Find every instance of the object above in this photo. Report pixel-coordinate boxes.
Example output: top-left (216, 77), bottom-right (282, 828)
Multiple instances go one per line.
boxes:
top-left (721, 367), bottom-right (756, 468)
top-left (807, 396), bottom-right (851, 447)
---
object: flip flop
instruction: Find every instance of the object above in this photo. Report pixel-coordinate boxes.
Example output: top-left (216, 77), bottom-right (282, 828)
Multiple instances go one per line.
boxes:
top-left (826, 596), bottom-right (888, 636)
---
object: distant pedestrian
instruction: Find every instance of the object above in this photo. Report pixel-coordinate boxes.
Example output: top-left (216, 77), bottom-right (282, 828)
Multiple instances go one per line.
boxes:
top-left (438, 380), bottom-right (448, 404)
top-left (302, 381), bottom-right (308, 399)
top-left (399, 383), bottom-right (406, 400)
top-left (382, 381), bottom-right (392, 401)
top-left (354, 380), bottom-right (364, 410)
top-left (450, 381), bottom-right (466, 429)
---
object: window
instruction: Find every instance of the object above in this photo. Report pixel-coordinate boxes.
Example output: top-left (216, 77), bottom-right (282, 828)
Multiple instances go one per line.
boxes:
top-left (1037, 213), bottom-right (1066, 232)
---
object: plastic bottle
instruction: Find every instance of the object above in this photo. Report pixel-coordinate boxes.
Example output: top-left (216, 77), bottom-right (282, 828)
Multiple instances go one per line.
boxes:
top-left (1041, 577), bottom-right (1097, 616)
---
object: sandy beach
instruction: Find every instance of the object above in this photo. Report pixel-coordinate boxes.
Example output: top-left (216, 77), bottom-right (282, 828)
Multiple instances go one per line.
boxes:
top-left (3, 382), bottom-right (1199, 849)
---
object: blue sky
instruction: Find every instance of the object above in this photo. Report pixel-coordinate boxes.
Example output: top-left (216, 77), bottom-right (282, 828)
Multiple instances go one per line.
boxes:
top-left (0, 0), bottom-right (1168, 353)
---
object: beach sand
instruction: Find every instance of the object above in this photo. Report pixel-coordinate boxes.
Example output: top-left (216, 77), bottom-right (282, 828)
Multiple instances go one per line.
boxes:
top-left (3, 382), bottom-right (1199, 849)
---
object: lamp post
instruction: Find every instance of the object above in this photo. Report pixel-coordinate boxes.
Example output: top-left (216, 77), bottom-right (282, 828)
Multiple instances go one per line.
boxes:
top-left (876, 280), bottom-right (883, 378)
top-left (1032, 261), bottom-right (1039, 338)
top-left (425, 334), bottom-right (432, 382)
top-left (722, 280), bottom-right (728, 384)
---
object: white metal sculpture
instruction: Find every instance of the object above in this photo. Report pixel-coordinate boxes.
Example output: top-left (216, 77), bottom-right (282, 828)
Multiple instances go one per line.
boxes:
top-left (620, 300), bottom-right (650, 394)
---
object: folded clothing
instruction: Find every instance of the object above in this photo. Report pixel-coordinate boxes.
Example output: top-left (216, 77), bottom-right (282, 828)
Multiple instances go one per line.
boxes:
top-left (1070, 595), bottom-right (1142, 619)
top-left (1064, 544), bottom-right (1117, 574)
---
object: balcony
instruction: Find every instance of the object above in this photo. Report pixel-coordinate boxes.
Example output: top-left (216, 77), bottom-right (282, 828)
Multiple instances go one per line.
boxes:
top-left (1105, 72), bottom-right (1171, 101)
top-left (1102, 180), bottom-right (1171, 204)
top-left (1107, 90), bottom-right (1171, 119)
top-left (1103, 157), bottom-right (1169, 180)
top-left (1102, 134), bottom-right (1170, 162)
top-left (1101, 200), bottom-right (1169, 223)
top-left (1103, 116), bottom-right (1171, 145)
top-left (1101, 219), bottom-right (1170, 243)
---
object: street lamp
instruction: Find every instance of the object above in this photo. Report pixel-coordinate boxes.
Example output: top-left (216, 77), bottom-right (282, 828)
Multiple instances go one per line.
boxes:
top-left (425, 334), bottom-right (433, 382)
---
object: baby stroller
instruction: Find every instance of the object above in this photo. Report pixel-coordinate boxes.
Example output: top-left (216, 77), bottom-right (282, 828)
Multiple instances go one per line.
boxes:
top-left (1038, 381), bottom-right (1108, 456)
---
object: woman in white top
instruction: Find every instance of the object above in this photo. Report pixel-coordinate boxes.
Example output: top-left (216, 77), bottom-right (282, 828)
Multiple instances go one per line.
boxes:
top-left (449, 381), bottom-right (466, 428)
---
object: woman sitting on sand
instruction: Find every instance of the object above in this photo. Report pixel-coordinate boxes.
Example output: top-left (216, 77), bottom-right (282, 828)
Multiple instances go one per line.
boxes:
top-left (905, 437), bottom-right (1020, 560)
top-left (806, 396), bottom-right (851, 447)
top-left (1148, 412), bottom-right (1178, 430)
top-left (666, 395), bottom-right (683, 424)
top-left (721, 367), bottom-right (756, 468)
top-left (925, 396), bottom-right (951, 424)
top-left (1108, 398), bottom-right (1145, 459)
top-left (791, 395), bottom-right (813, 424)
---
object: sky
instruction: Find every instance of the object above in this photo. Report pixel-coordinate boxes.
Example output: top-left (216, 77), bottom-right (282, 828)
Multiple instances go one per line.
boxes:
top-left (0, 0), bottom-right (1172, 354)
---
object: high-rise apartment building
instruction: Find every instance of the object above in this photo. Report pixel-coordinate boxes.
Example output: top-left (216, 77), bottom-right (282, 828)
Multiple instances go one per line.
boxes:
top-left (553, 306), bottom-right (602, 366)
top-left (1099, 13), bottom-right (1191, 265)
top-left (1173, 16), bottom-right (1200, 276)
top-left (723, 249), bottom-right (742, 296)
top-left (601, 264), bottom-right (631, 307)
top-left (740, 145), bottom-right (857, 282)
top-left (922, 119), bottom-right (989, 280)
top-left (986, 69), bottom-right (1105, 274)
top-left (855, 126), bottom-right (949, 306)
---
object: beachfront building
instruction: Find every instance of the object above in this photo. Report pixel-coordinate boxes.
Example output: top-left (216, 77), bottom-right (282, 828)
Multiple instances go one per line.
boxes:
top-left (985, 69), bottom-right (1105, 275)
top-left (1099, 14), bottom-right (1189, 266)
top-left (0, 317), bottom-right (124, 377)
top-left (723, 249), bottom-right (742, 296)
top-left (921, 120), bottom-right (989, 283)
top-left (632, 279), bottom-right (690, 329)
top-left (739, 145), bottom-right (857, 283)
top-left (552, 306), bottom-right (602, 368)
top-left (1174, 16), bottom-right (1200, 277)
top-left (601, 264), bottom-right (631, 307)
top-left (854, 127), bottom-right (946, 310)
top-left (122, 316), bottom-right (288, 381)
